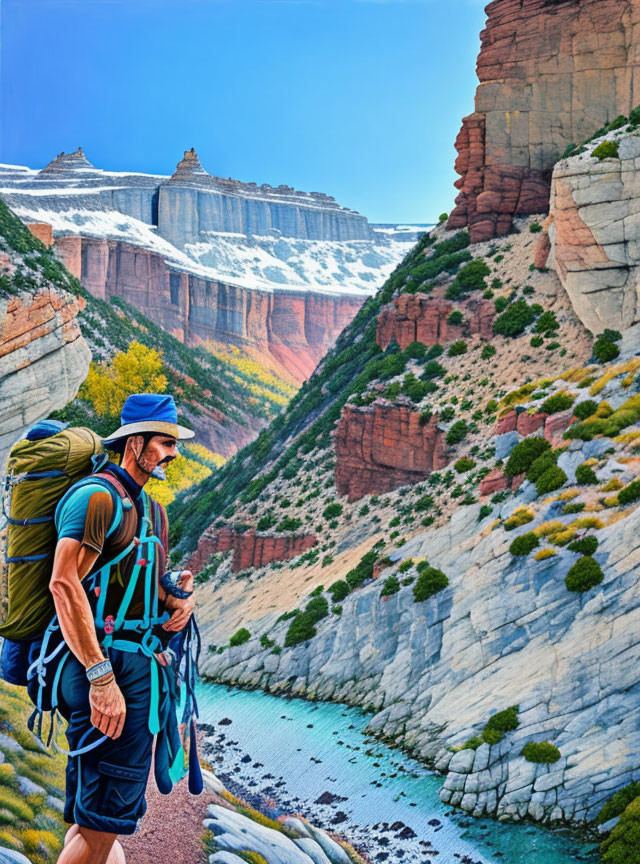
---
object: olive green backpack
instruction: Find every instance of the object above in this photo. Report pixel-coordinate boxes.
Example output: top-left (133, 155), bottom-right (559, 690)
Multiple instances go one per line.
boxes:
top-left (0, 424), bottom-right (106, 641)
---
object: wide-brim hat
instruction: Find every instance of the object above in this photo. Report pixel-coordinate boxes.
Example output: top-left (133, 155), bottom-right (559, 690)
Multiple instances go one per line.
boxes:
top-left (101, 393), bottom-right (195, 447)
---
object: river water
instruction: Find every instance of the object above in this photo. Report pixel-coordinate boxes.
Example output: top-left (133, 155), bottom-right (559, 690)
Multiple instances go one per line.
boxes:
top-left (196, 681), bottom-right (599, 864)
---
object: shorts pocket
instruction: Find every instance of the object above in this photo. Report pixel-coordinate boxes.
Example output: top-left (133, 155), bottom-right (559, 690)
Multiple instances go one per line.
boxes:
top-left (97, 760), bottom-right (149, 818)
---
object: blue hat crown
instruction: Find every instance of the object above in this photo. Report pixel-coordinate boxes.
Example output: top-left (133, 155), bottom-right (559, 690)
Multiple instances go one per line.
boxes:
top-left (120, 393), bottom-right (178, 426)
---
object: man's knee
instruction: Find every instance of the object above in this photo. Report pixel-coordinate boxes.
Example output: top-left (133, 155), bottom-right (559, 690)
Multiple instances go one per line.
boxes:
top-left (78, 824), bottom-right (118, 851)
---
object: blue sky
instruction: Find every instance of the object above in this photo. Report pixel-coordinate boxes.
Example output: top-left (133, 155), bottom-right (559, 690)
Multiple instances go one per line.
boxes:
top-left (1, 0), bottom-right (486, 223)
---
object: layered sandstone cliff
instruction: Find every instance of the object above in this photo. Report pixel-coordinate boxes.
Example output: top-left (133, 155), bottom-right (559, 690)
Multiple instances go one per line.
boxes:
top-left (376, 294), bottom-right (494, 350)
top-left (334, 401), bottom-right (448, 501)
top-left (447, 0), bottom-right (640, 242)
top-left (187, 526), bottom-right (317, 574)
top-left (546, 127), bottom-right (640, 333)
top-left (53, 234), bottom-right (364, 384)
top-left (0, 283), bottom-right (90, 467)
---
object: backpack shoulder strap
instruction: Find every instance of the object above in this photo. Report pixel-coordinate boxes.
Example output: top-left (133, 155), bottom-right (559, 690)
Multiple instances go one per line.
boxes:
top-left (55, 472), bottom-right (132, 540)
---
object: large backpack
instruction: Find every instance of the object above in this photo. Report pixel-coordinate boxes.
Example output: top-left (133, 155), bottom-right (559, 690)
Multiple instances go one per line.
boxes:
top-left (0, 422), bottom-right (108, 642)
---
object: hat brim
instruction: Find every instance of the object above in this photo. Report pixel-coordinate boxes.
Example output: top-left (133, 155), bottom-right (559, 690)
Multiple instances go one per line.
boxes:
top-left (101, 420), bottom-right (195, 447)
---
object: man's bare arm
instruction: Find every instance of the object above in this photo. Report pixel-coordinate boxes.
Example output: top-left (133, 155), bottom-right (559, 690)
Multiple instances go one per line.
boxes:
top-left (49, 537), bottom-right (106, 669)
top-left (49, 537), bottom-right (127, 738)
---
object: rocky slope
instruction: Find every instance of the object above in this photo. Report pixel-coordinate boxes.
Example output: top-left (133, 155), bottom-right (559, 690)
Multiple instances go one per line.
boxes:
top-left (0, 150), bottom-right (424, 385)
top-left (447, 0), bottom-right (640, 242)
top-left (167, 178), bottom-right (640, 856)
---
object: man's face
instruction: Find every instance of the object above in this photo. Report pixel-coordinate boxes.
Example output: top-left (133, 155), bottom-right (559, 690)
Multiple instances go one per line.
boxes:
top-left (129, 434), bottom-right (178, 476)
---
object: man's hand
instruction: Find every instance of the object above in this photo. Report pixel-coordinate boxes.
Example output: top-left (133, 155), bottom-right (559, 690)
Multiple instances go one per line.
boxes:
top-left (162, 570), bottom-right (195, 632)
top-left (90, 679), bottom-right (127, 739)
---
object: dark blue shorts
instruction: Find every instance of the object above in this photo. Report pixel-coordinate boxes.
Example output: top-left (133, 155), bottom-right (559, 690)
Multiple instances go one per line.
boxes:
top-left (31, 647), bottom-right (156, 836)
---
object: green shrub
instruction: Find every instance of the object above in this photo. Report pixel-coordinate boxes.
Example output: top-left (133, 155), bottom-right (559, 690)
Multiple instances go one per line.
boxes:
top-left (323, 502), bottom-right (343, 520)
top-left (493, 300), bottom-right (536, 337)
top-left (529, 221), bottom-right (542, 233)
top-left (565, 556), bottom-right (604, 592)
top-left (563, 501), bottom-right (585, 515)
top-left (426, 343), bottom-right (444, 359)
top-left (505, 436), bottom-right (551, 477)
top-left (284, 612), bottom-right (317, 647)
top-left (568, 535), bottom-right (599, 555)
top-left (381, 576), bottom-right (400, 597)
top-left (541, 392), bottom-right (575, 414)
top-left (534, 311), bottom-right (559, 334)
top-left (405, 341), bottom-right (427, 359)
top-left (257, 514), bottom-right (277, 531)
top-left (345, 550), bottom-right (377, 590)
top-left (521, 742), bottom-right (561, 763)
top-left (600, 796), bottom-right (640, 864)
top-left (535, 464), bottom-right (568, 495)
top-left (448, 340), bottom-right (467, 356)
top-left (530, 335), bottom-right (544, 348)
top-left (575, 463), bottom-right (598, 485)
top-left (415, 493), bottom-right (434, 511)
top-left (419, 408), bottom-right (433, 425)
top-left (422, 360), bottom-right (446, 380)
top-left (447, 258), bottom-right (490, 298)
top-left (277, 516), bottom-right (303, 532)
top-left (573, 400), bottom-right (598, 420)
top-left (509, 532), bottom-right (539, 556)
top-left (597, 782), bottom-right (640, 824)
top-left (229, 627), bottom-right (251, 647)
top-left (413, 567), bottom-right (449, 602)
top-left (494, 296), bottom-right (510, 314)
top-left (618, 479), bottom-right (640, 505)
top-left (461, 736), bottom-right (483, 751)
top-left (402, 373), bottom-right (430, 403)
top-left (446, 420), bottom-right (468, 445)
top-left (481, 344), bottom-right (497, 360)
top-left (305, 595), bottom-right (329, 623)
top-left (454, 457), bottom-right (475, 473)
top-left (438, 212), bottom-right (448, 223)
top-left (526, 450), bottom-right (558, 483)
top-left (594, 338), bottom-right (621, 363)
top-left (398, 559), bottom-right (414, 573)
top-left (592, 140), bottom-right (619, 160)
top-left (447, 309), bottom-right (464, 326)
top-left (481, 705), bottom-right (519, 745)
top-left (328, 580), bottom-right (350, 601)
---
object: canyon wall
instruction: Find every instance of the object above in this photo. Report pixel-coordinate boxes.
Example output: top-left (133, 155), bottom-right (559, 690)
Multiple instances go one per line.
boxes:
top-left (376, 294), bottom-right (494, 350)
top-left (0, 279), bottom-right (91, 468)
top-left (546, 128), bottom-right (640, 334)
top-left (447, 0), bottom-right (640, 242)
top-left (61, 235), bottom-right (364, 384)
top-left (334, 401), bottom-right (448, 501)
top-left (187, 526), bottom-right (317, 574)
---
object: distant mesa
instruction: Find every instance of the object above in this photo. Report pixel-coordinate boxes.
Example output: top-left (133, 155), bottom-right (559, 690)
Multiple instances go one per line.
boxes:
top-left (40, 146), bottom-right (96, 175)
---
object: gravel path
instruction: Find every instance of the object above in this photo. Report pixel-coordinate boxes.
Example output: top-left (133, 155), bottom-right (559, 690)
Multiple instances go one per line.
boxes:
top-left (120, 738), bottom-right (217, 864)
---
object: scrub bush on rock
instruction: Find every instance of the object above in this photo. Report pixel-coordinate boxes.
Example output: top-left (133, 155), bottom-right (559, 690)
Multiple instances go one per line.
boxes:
top-left (413, 567), bottom-right (449, 602)
top-left (505, 437), bottom-right (551, 477)
top-left (565, 556), bottom-right (604, 593)
top-left (521, 742), bottom-right (561, 763)
top-left (509, 532), bottom-right (539, 556)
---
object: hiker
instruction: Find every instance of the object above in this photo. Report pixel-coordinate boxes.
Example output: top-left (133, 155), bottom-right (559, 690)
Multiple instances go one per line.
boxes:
top-left (1, 394), bottom-right (203, 864)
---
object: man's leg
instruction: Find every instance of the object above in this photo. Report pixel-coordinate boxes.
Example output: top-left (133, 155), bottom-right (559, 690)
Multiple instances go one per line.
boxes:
top-left (56, 825), bottom-right (125, 864)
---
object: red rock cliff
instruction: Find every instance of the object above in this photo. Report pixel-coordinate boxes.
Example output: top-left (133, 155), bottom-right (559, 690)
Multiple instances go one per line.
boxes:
top-left (187, 526), bottom-right (317, 574)
top-left (447, 0), bottom-right (640, 242)
top-left (334, 401), bottom-right (449, 501)
top-left (55, 235), bottom-right (364, 385)
top-left (376, 294), bottom-right (494, 350)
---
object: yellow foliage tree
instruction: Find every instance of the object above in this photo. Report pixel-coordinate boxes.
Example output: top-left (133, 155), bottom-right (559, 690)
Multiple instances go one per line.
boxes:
top-left (80, 341), bottom-right (168, 419)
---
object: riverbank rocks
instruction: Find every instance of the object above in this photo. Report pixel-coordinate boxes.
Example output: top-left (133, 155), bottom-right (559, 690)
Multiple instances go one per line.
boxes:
top-left (188, 526), bottom-right (317, 574)
top-left (376, 294), bottom-right (494, 351)
top-left (548, 128), bottom-right (640, 334)
top-left (204, 803), bottom-right (352, 864)
top-left (447, 0), bottom-right (640, 241)
top-left (334, 401), bottom-right (448, 501)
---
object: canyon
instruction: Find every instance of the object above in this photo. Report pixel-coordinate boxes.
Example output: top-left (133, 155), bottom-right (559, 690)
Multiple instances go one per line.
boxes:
top-left (1, 149), bottom-right (423, 384)
top-left (447, 0), bottom-right (640, 242)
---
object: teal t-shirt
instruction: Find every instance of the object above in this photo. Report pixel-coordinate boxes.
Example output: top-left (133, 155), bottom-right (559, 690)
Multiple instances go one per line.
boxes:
top-left (54, 482), bottom-right (118, 542)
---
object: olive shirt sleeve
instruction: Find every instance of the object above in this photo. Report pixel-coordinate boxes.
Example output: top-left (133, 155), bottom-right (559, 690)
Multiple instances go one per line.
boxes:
top-left (54, 483), bottom-right (115, 554)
